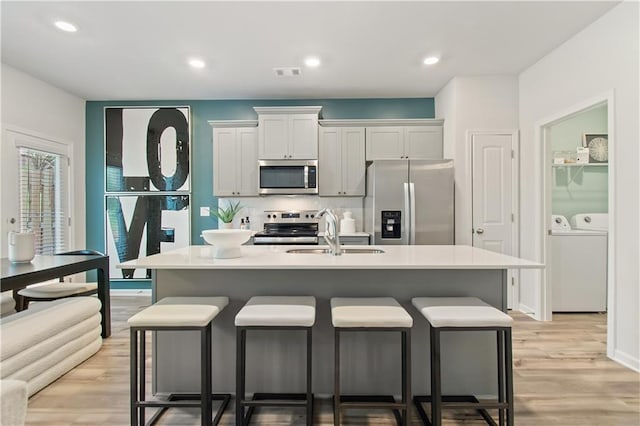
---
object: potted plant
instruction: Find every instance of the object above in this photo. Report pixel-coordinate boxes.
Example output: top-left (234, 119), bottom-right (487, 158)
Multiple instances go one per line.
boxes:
top-left (210, 201), bottom-right (242, 229)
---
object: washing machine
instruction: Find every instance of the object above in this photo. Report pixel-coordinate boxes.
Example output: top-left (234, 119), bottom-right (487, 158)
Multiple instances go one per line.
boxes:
top-left (551, 214), bottom-right (607, 312)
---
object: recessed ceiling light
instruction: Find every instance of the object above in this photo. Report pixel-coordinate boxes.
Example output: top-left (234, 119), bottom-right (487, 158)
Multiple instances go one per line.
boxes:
top-left (54, 20), bottom-right (78, 33)
top-left (304, 57), bottom-right (321, 68)
top-left (423, 56), bottom-right (440, 65)
top-left (188, 58), bottom-right (206, 69)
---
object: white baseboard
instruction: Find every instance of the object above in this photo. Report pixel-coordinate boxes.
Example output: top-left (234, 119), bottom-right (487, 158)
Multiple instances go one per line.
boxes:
top-left (517, 302), bottom-right (538, 319)
top-left (612, 349), bottom-right (640, 372)
top-left (110, 289), bottom-right (151, 297)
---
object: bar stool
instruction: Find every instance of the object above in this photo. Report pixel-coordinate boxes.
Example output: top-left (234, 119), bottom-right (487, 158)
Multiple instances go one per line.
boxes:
top-left (235, 296), bottom-right (315, 426)
top-left (411, 297), bottom-right (514, 426)
top-left (330, 297), bottom-right (412, 426)
top-left (128, 297), bottom-right (231, 426)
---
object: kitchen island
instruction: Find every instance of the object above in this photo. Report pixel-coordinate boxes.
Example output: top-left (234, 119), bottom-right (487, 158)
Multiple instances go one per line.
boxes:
top-left (119, 245), bottom-right (542, 397)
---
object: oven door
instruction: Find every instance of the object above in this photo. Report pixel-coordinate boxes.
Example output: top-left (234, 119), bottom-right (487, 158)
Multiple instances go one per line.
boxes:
top-left (258, 160), bottom-right (318, 195)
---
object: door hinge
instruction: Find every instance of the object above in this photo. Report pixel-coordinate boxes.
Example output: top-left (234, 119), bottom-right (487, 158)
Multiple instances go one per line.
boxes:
top-left (511, 213), bottom-right (514, 222)
top-left (511, 277), bottom-right (515, 286)
top-left (511, 149), bottom-right (514, 159)
top-left (68, 217), bottom-right (71, 226)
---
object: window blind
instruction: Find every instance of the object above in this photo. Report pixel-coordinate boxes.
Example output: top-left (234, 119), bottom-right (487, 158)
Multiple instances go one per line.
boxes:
top-left (18, 147), bottom-right (69, 255)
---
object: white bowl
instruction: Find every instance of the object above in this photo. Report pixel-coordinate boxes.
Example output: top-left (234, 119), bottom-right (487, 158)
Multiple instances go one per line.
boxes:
top-left (201, 229), bottom-right (253, 259)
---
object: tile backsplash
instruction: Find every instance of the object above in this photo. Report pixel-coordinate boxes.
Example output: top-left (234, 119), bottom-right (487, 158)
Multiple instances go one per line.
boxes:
top-left (217, 196), bottom-right (364, 233)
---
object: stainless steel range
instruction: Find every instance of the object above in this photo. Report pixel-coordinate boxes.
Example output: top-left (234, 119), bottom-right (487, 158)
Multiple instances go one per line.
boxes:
top-left (253, 210), bottom-right (319, 245)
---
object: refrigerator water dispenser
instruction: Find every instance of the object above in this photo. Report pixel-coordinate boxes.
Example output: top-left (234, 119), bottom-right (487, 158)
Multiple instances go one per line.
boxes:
top-left (381, 211), bottom-right (402, 238)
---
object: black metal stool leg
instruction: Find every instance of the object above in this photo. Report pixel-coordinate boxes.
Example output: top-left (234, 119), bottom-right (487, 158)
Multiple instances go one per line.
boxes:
top-left (505, 329), bottom-right (514, 426)
top-left (334, 328), bottom-right (340, 426)
top-left (140, 330), bottom-right (146, 426)
top-left (497, 329), bottom-right (505, 426)
top-left (307, 327), bottom-right (313, 426)
top-left (236, 327), bottom-right (246, 426)
top-left (402, 330), bottom-right (411, 426)
top-left (430, 326), bottom-right (442, 426)
top-left (130, 328), bottom-right (139, 426)
top-left (202, 324), bottom-right (213, 426)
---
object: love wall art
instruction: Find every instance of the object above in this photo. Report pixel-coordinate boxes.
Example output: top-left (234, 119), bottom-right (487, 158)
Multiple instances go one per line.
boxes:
top-left (104, 107), bottom-right (191, 279)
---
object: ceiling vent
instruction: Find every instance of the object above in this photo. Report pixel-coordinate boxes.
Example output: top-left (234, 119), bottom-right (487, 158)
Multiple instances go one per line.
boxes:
top-left (273, 67), bottom-right (302, 77)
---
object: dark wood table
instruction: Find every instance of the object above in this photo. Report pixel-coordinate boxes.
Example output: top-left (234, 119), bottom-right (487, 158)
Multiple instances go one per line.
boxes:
top-left (0, 254), bottom-right (111, 338)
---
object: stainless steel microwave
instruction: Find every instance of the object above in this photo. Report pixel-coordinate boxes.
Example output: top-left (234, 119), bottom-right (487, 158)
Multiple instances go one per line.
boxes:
top-left (258, 160), bottom-right (318, 195)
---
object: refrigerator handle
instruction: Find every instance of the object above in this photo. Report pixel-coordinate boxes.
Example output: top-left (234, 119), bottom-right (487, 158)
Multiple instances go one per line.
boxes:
top-left (410, 182), bottom-right (416, 245)
top-left (403, 182), bottom-right (410, 245)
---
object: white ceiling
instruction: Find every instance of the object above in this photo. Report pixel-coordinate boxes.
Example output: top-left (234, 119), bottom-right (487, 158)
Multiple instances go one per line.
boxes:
top-left (1, 1), bottom-right (618, 101)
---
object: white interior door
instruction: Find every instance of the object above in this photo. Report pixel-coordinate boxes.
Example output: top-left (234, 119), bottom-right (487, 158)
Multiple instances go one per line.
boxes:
top-left (471, 131), bottom-right (518, 308)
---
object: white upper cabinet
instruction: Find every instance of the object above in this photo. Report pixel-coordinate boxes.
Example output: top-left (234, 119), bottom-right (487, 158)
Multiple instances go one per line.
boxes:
top-left (319, 127), bottom-right (365, 196)
top-left (404, 126), bottom-right (443, 159)
top-left (254, 106), bottom-right (322, 159)
top-left (258, 115), bottom-right (289, 159)
top-left (210, 121), bottom-right (258, 197)
top-left (365, 123), bottom-right (443, 160)
top-left (365, 127), bottom-right (404, 160)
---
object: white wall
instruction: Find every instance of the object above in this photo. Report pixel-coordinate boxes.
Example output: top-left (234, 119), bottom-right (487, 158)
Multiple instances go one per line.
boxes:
top-left (0, 63), bottom-right (86, 254)
top-left (435, 75), bottom-right (519, 245)
top-left (519, 2), bottom-right (639, 370)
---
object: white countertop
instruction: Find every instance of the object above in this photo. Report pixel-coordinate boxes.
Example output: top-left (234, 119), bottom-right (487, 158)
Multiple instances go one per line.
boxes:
top-left (118, 245), bottom-right (543, 270)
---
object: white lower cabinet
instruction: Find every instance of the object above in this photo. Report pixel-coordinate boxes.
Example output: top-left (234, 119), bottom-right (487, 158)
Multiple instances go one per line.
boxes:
top-left (319, 127), bottom-right (365, 196)
top-left (212, 125), bottom-right (258, 196)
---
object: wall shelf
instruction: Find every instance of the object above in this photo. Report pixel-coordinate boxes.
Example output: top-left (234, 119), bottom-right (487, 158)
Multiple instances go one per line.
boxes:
top-left (552, 162), bottom-right (608, 186)
top-left (552, 163), bottom-right (608, 167)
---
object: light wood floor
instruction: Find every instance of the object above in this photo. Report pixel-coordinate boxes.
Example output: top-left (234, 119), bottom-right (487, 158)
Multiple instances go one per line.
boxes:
top-left (24, 295), bottom-right (639, 425)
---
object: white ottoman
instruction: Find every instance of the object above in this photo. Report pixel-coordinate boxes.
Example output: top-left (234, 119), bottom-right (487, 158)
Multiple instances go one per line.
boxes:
top-left (0, 297), bottom-right (102, 397)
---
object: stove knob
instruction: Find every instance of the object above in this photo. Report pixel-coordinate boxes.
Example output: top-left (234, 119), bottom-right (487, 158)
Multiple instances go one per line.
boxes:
top-left (267, 214), bottom-right (271, 219)
top-left (305, 214), bottom-right (309, 218)
top-left (310, 214), bottom-right (314, 218)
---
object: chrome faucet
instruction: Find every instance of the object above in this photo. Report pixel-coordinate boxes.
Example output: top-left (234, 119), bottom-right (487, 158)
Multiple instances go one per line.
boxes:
top-left (316, 208), bottom-right (341, 256)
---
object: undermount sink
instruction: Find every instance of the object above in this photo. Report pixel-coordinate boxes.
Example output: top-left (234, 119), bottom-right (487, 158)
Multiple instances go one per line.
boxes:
top-left (286, 248), bottom-right (385, 254)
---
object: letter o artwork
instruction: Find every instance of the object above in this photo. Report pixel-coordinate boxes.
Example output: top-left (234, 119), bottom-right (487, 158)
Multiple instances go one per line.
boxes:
top-left (146, 108), bottom-right (190, 191)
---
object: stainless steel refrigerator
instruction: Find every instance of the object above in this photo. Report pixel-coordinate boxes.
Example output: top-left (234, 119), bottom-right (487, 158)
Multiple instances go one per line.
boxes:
top-left (364, 159), bottom-right (454, 245)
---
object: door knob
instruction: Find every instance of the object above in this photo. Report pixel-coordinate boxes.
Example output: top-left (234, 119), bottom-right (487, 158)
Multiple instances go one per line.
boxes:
top-left (476, 228), bottom-right (485, 234)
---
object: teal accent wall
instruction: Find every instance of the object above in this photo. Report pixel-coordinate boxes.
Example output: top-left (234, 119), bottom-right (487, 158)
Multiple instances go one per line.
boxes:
top-left (86, 98), bottom-right (434, 288)
top-left (550, 104), bottom-right (608, 220)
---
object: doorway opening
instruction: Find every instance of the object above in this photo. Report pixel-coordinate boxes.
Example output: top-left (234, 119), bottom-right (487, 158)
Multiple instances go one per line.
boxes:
top-left (539, 92), bottom-right (614, 356)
